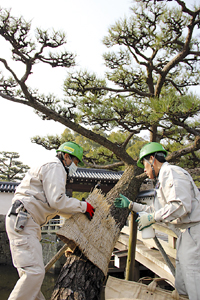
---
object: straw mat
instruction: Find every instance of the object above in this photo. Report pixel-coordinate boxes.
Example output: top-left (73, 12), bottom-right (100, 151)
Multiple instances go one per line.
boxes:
top-left (57, 188), bottom-right (120, 275)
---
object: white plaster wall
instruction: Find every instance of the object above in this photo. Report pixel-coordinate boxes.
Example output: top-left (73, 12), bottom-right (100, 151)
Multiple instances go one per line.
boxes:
top-left (0, 193), bottom-right (13, 215)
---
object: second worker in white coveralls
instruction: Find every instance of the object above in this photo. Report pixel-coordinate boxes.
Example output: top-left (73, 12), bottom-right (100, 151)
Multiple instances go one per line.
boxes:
top-left (114, 142), bottom-right (200, 300)
top-left (6, 141), bottom-right (95, 300)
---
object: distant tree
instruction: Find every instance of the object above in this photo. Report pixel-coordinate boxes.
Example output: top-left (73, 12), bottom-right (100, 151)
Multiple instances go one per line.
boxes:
top-left (0, 151), bottom-right (30, 182)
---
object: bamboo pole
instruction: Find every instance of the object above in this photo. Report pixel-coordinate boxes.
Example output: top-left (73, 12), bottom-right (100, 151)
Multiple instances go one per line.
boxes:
top-left (45, 241), bottom-right (76, 273)
top-left (125, 212), bottom-right (138, 281)
top-left (45, 244), bottom-right (68, 273)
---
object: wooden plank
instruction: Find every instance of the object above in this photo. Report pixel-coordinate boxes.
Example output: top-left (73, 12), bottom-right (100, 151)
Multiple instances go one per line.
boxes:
top-left (152, 223), bottom-right (178, 238)
top-left (136, 240), bottom-right (176, 268)
top-left (113, 250), bottom-right (128, 258)
top-left (135, 251), bottom-right (175, 285)
top-left (114, 241), bottom-right (128, 251)
top-left (121, 226), bottom-right (177, 259)
top-left (118, 232), bottom-right (176, 268)
top-left (116, 233), bottom-right (176, 286)
top-left (137, 231), bottom-right (177, 259)
top-left (122, 223), bottom-right (177, 239)
top-left (117, 233), bottom-right (130, 247)
top-left (168, 235), bottom-right (177, 249)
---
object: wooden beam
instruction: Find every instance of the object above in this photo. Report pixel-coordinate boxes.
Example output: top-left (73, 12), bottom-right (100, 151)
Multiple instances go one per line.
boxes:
top-left (121, 226), bottom-right (177, 259)
top-left (116, 233), bottom-right (176, 286)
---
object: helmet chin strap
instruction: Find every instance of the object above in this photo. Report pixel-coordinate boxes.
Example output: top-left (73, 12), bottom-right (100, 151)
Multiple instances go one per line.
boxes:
top-left (151, 156), bottom-right (156, 179)
top-left (58, 152), bottom-right (70, 175)
top-left (144, 153), bottom-right (157, 180)
top-left (62, 153), bottom-right (74, 167)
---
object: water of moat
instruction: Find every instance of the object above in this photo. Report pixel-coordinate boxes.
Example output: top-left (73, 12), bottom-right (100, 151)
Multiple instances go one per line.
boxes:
top-left (0, 264), bottom-right (58, 300)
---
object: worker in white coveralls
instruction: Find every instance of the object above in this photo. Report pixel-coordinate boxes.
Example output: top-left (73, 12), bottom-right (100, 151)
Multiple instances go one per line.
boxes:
top-left (114, 142), bottom-right (200, 300)
top-left (6, 141), bottom-right (95, 300)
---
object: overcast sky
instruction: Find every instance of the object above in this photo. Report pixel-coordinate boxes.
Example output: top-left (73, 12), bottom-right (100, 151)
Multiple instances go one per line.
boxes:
top-left (0, 0), bottom-right (199, 169)
top-left (0, 0), bottom-right (132, 168)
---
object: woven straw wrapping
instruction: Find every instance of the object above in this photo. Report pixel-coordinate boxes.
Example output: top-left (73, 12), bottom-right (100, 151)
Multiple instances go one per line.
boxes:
top-left (56, 188), bottom-right (120, 276)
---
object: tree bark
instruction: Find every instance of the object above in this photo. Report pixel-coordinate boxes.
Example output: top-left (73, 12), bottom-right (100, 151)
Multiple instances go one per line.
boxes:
top-left (51, 165), bottom-right (143, 300)
top-left (51, 248), bottom-right (105, 300)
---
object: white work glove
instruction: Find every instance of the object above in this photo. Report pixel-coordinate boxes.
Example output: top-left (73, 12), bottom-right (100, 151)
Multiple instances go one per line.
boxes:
top-left (136, 213), bottom-right (155, 231)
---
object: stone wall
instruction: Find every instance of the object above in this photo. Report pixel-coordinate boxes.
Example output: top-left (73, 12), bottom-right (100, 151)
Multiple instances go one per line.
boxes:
top-left (0, 214), bottom-right (66, 273)
top-left (41, 233), bottom-right (66, 273)
top-left (0, 214), bottom-right (12, 265)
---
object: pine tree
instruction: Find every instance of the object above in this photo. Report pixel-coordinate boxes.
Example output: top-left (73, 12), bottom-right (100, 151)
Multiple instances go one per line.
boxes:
top-left (0, 151), bottom-right (30, 182)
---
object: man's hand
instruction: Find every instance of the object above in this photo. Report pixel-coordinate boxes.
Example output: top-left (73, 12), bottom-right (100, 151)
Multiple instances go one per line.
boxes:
top-left (84, 202), bottom-right (95, 221)
top-left (114, 194), bottom-right (130, 208)
top-left (136, 213), bottom-right (155, 230)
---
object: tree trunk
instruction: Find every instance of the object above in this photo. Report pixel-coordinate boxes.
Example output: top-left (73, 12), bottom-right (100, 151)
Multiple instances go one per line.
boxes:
top-left (51, 248), bottom-right (105, 300)
top-left (51, 165), bottom-right (143, 300)
top-left (149, 125), bottom-right (157, 142)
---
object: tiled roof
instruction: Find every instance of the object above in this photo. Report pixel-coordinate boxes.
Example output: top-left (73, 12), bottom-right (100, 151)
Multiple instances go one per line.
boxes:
top-left (0, 181), bottom-right (19, 193)
top-left (70, 168), bottom-right (123, 183)
top-left (0, 168), bottom-right (123, 193)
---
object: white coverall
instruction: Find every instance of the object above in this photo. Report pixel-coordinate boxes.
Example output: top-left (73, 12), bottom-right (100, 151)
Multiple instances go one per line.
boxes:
top-left (6, 157), bottom-right (87, 300)
top-left (132, 162), bottom-right (200, 300)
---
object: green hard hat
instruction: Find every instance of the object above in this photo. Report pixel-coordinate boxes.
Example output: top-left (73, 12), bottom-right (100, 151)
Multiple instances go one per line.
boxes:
top-left (137, 142), bottom-right (168, 168)
top-left (56, 141), bottom-right (84, 166)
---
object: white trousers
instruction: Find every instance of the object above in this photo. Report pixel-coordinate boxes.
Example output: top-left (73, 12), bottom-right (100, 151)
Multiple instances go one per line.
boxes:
top-left (6, 212), bottom-right (46, 300)
top-left (175, 223), bottom-right (200, 300)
